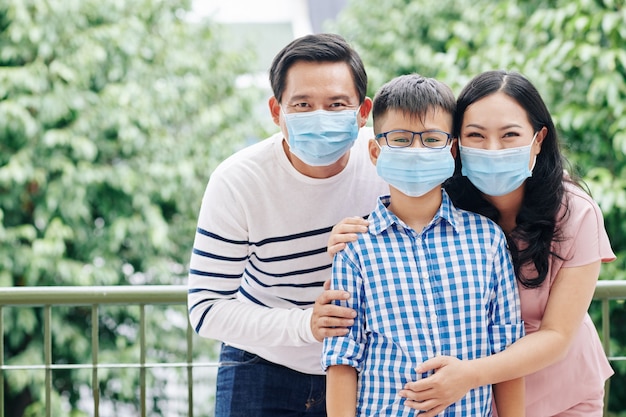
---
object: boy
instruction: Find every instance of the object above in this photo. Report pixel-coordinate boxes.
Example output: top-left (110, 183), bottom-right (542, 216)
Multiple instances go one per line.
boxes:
top-left (321, 74), bottom-right (525, 417)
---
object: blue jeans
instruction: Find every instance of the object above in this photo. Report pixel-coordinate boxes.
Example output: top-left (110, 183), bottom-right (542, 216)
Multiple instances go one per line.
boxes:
top-left (215, 344), bottom-right (326, 417)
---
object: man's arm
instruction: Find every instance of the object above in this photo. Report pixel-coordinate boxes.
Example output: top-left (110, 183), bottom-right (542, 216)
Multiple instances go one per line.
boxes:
top-left (311, 280), bottom-right (356, 341)
top-left (312, 217), bottom-right (370, 341)
top-left (326, 365), bottom-right (357, 417)
top-left (187, 170), bottom-right (316, 347)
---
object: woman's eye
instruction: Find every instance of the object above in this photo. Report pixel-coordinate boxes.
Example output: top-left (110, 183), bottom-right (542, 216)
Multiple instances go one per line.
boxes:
top-left (466, 132), bottom-right (482, 138)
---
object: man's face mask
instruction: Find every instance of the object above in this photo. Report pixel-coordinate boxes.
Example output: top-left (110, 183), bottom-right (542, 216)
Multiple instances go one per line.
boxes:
top-left (282, 108), bottom-right (360, 166)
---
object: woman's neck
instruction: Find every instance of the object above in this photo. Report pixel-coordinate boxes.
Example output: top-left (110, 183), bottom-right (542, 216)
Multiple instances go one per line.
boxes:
top-left (484, 185), bottom-right (525, 234)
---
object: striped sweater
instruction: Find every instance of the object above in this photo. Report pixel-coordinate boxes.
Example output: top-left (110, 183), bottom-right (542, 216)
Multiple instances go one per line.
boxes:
top-left (187, 128), bottom-right (388, 374)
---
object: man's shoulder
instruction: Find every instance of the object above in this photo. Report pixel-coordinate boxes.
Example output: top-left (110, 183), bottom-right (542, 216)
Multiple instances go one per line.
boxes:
top-left (213, 132), bottom-right (281, 173)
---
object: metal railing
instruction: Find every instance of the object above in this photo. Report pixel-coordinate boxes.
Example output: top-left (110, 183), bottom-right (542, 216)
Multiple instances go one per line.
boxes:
top-left (0, 280), bottom-right (625, 417)
top-left (0, 285), bottom-right (218, 417)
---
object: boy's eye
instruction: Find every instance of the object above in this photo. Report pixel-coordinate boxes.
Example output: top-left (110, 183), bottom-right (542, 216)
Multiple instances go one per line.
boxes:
top-left (387, 133), bottom-right (413, 145)
top-left (423, 134), bottom-right (446, 144)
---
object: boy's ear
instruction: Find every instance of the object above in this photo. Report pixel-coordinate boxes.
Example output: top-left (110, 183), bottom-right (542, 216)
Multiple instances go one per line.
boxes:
top-left (358, 97), bottom-right (373, 128)
top-left (451, 138), bottom-right (458, 159)
top-left (368, 138), bottom-right (381, 165)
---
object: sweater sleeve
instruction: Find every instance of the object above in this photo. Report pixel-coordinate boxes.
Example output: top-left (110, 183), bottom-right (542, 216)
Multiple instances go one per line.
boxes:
top-left (187, 164), bottom-right (317, 348)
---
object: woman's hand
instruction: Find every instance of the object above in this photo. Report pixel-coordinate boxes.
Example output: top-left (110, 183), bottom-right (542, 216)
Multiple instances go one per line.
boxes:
top-left (399, 356), bottom-right (476, 416)
top-left (327, 216), bottom-right (369, 257)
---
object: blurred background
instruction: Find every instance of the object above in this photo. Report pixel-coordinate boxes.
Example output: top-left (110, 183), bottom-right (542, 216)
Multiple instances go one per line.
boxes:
top-left (0, 0), bottom-right (624, 415)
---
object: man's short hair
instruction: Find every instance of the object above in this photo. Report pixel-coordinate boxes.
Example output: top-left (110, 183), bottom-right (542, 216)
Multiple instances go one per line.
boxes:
top-left (269, 33), bottom-right (367, 104)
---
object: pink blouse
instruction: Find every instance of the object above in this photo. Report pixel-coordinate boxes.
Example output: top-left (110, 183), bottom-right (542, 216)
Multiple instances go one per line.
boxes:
top-left (519, 182), bottom-right (616, 415)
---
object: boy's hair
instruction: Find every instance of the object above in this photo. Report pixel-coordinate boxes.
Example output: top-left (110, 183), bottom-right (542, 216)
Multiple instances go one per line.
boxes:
top-left (372, 74), bottom-right (455, 132)
top-left (269, 33), bottom-right (367, 104)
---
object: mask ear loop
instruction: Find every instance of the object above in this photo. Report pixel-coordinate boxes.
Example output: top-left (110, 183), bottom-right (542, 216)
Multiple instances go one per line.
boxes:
top-left (529, 131), bottom-right (539, 173)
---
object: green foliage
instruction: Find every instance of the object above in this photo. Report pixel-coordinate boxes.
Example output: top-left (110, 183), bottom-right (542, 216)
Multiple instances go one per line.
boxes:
top-left (0, 0), bottom-right (269, 415)
top-left (333, 0), bottom-right (626, 411)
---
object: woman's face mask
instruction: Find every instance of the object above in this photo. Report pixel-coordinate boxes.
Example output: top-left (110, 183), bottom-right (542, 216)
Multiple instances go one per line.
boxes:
top-left (459, 132), bottom-right (538, 196)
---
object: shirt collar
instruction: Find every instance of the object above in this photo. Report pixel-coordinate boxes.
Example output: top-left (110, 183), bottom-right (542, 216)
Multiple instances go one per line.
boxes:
top-left (368, 189), bottom-right (460, 235)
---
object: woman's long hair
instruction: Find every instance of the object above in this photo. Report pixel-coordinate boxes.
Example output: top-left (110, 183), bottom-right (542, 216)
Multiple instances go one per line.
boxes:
top-left (445, 70), bottom-right (571, 288)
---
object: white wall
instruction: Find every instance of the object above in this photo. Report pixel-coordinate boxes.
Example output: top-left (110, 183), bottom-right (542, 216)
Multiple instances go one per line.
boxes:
top-left (192, 0), bottom-right (312, 36)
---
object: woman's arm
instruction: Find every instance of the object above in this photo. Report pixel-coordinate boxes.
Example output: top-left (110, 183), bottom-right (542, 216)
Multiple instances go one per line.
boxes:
top-left (493, 377), bottom-right (525, 417)
top-left (327, 365), bottom-right (358, 417)
top-left (399, 260), bottom-right (601, 416)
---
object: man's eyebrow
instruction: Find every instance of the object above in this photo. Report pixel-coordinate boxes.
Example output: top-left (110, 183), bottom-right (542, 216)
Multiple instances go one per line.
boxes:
top-left (288, 95), bottom-right (311, 102)
top-left (328, 95), bottom-right (353, 101)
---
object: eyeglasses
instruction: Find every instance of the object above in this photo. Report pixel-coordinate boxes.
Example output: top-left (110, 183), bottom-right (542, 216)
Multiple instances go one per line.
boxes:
top-left (375, 129), bottom-right (452, 149)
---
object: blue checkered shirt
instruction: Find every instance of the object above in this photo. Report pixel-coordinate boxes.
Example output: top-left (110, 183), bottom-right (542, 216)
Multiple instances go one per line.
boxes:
top-left (322, 190), bottom-right (524, 417)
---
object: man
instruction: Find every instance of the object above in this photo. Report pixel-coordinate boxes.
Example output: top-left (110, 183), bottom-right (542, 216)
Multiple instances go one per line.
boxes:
top-left (187, 33), bottom-right (387, 416)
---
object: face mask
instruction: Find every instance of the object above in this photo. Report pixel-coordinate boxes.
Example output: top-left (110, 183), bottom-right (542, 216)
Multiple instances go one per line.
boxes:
top-left (460, 133), bottom-right (537, 196)
top-left (375, 143), bottom-right (455, 197)
top-left (282, 108), bottom-right (359, 166)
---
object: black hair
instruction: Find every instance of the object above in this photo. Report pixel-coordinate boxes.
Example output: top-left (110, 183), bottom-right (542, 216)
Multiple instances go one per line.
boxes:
top-left (371, 73), bottom-right (456, 133)
top-left (269, 33), bottom-right (367, 104)
top-left (444, 70), bottom-right (571, 288)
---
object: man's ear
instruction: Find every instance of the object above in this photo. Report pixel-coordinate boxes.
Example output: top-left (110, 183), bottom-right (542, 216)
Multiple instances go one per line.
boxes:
top-left (269, 96), bottom-right (281, 126)
top-left (368, 138), bottom-right (381, 165)
top-left (358, 97), bottom-right (373, 128)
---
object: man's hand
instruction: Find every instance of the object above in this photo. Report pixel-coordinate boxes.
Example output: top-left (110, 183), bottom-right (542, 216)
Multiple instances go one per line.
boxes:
top-left (327, 216), bottom-right (369, 258)
top-left (311, 280), bottom-right (356, 342)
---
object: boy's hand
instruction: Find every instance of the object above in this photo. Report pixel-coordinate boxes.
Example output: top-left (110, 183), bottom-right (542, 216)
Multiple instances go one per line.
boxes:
top-left (311, 280), bottom-right (356, 342)
top-left (327, 216), bottom-right (369, 257)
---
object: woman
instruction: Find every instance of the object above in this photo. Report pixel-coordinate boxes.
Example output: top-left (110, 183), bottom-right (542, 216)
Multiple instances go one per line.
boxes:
top-left (327, 70), bottom-right (615, 416)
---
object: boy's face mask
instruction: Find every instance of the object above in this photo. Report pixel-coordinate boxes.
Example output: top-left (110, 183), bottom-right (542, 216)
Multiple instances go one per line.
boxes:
top-left (375, 142), bottom-right (455, 197)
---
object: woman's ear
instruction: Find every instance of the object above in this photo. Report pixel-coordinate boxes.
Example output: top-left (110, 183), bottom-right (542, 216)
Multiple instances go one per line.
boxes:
top-left (269, 96), bottom-right (281, 126)
top-left (358, 97), bottom-right (373, 128)
top-left (368, 138), bottom-right (381, 165)
top-left (533, 126), bottom-right (548, 155)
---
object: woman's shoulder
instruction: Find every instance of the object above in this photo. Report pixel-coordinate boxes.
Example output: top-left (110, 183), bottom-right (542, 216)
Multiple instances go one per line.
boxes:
top-left (561, 180), bottom-right (602, 217)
